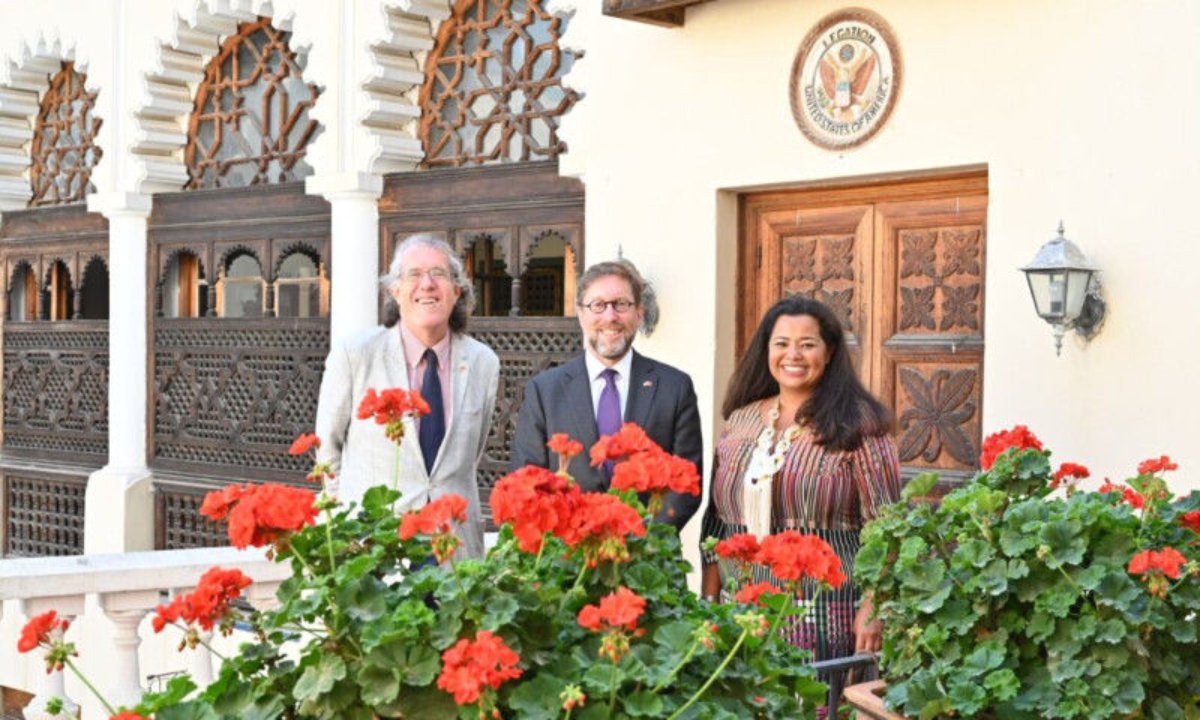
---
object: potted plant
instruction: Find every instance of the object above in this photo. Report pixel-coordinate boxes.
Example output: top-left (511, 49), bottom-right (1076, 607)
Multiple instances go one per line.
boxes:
top-left (18, 390), bottom-right (842, 719)
top-left (852, 426), bottom-right (1200, 719)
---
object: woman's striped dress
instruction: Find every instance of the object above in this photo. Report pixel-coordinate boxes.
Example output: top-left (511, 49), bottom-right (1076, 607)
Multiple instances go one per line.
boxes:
top-left (699, 400), bottom-right (902, 660)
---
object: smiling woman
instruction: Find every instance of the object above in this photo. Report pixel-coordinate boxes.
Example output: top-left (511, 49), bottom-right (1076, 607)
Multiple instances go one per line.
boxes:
top-left (700, 295), bottom-right (900, 683)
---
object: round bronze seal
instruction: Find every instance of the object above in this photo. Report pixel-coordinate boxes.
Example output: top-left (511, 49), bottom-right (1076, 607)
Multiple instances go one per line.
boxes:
top-left (789, 8), bottom-right (902, 150)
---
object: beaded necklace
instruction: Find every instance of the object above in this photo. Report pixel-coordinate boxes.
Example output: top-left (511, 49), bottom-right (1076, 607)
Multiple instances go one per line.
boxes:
top-left (742, 396), bottom-right (803, 539)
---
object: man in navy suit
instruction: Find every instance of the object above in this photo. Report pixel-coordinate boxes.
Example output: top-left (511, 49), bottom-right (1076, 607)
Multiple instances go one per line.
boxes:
top-left (510, 260), bottom-right (703, 531)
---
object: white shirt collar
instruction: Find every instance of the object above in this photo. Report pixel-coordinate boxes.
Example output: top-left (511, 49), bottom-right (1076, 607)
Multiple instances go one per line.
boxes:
top-left (584, 347), bottom-right (634, 381)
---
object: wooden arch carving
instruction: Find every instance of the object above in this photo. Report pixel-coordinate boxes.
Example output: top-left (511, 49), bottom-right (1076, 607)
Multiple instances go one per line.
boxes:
top-left (184, 17), bottom-right (322, 190)
top-left (29, 61), bottom-right (103, 206)
top-left (419, 0), bottom-right (580, 167)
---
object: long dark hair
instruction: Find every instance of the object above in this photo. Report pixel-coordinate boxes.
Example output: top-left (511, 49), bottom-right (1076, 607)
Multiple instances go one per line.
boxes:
top-left (723, 296), bottom-right (891, 451)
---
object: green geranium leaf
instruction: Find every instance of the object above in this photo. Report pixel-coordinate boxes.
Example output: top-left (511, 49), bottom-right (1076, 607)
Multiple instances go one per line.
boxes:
top-left (1027, 611), bottom-right (1055, 642)
top-left (903, 472), bottom-right (940, 501)
top-left (1111, 675), bottom-right (1146, 713)
top-left (1038, 519), bottom-right (1086, 568)
top-left (624, 690), bottom-right (665, 717)
top-left (403, 645), bottom-right (441, 686)
top-left (362, 486), bottom-right (402, 516)
top-left (903, 559), bottom-right (946, 592)
top-left (337, 575), bottom-right (388, 622)
top-left (983, 668), bottom-right (1020, 701)
top-left (507, 676), bottom-right (568, 720)
top-left (294, 655), bottom-right (347, 702)
top-left (156, 702), bottom-right (220, 720)
top-left (964, 641), bottom-right (1005, 673)
top-left (1150, 696), bottom-right (1186, 720)
top-left (481, 595), bottom-right (520, 630)
top-left (356, 665), bottom-right (400, 706)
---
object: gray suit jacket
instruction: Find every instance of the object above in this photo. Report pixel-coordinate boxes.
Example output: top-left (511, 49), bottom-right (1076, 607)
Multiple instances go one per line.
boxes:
top-left (314, 325), bottom-right (500, 559)
top-left (510, 351), bottom-right (703, 530)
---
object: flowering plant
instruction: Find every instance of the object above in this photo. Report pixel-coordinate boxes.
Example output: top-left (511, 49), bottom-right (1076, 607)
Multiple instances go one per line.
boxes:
top-left (856, 426), bottom-right (1200, 719)
top-left (20, 390), bottom-right (841, 719)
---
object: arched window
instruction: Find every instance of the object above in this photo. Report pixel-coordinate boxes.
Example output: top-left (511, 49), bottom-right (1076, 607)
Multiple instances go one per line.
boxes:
top-left (185, 18), bottom-right (321, 189)
top-left (466, 236), bottom-right (513, 316)
top-left (79, 257), bottom-right (109, 319)
top-left (29, 62), bottom-right (103, 206)
top-left (275, 251), bottom-right (322, 318)
top-left (522, 232), bottom-right (574, 316)
top-left (220, 253), bottom-right (264, 318)
top-left (7, 264), bottom-right (37, 321)
top-left (420, 0), bottom-right (580, 167)
top-left (43, 260), bottom-right (73, 320)
top-left (163, 252), bottom-right (207, 318)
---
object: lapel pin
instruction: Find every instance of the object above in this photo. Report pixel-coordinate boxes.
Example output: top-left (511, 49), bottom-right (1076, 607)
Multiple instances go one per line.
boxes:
top-left (643, 380), bottom-right (653, 387)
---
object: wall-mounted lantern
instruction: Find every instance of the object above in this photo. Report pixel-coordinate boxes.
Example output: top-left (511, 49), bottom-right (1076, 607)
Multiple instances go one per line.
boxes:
top-left (1020, 222), bottom-right (1106, 355)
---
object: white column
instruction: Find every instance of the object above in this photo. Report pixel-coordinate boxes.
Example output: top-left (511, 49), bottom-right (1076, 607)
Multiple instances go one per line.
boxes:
top-left (305, 172), bottom-right (384, 344)
top-left (97, 588), bottom-right (158, 711)
top-left (84, 192), bottom-right (155, 553)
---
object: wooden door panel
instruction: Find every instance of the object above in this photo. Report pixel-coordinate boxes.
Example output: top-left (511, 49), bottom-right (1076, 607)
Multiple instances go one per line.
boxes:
top-left (875, 193), bottom-right (986, 479)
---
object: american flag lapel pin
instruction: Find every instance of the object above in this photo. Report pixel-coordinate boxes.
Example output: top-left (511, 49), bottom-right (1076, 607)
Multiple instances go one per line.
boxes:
top-left (643, 380), bottom-right (653, 388)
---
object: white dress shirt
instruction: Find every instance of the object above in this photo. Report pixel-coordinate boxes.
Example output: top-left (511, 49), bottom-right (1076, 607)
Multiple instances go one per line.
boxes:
top-left (584, 349), bottom-right (633, 423)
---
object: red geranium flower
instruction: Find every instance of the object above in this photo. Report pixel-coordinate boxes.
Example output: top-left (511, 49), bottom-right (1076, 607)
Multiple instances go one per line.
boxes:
top-left (356, 387), bottom-right (430, 442)
top-left (436, 630), bottom-right (523, 706)
top-left (547, 434), bottom-right (584, 473)
top-left (1098, 481), bottom-right (1145, 509)
top-left (979, 425), bottom-right (1044, 470)
top-left (557, 493), bottom-right (646, 567)
top-left (610, 448), bottom-right (700, 498)
top-left (152, 566), bottom-right (252, 635)
top-left (1051, 462), bottom-right (1089, 489)
top-left (1129, 547), bottom-right (1187, 580)
top-left (714, 533), bottom-right (761, 564)
top-left (755, 531), bottom-right (846, 587)
top-left (577, 586), bottom-right (646, 632)
top-left (288, 432), bottom-right (320, 456)
top-left (735, 582), bottom-right (786, 607)
top-left (1182, 510), bottom-right (1200, 535)
top-left (17, 610), bottom-right (69, 653)
top-left (200, 483), bottom-right (319, 549)
top-left (111, 713), bottom-right (151, 720)
top-left (399, 494), bottom-right (468, 539)
top-left (1138, 455), bottom-right (1179, 475)
top-left (491, 465), bottom-right (581, 553)
top-left (589, 423), bottom-right (656, 467)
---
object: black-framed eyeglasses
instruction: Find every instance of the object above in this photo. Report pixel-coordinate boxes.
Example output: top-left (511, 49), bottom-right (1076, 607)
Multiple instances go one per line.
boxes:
top-left (579, 299), bottom-right (637, 315)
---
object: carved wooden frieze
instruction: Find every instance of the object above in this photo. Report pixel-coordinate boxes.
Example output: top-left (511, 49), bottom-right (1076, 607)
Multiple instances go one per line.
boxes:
top-left (2, 471), bottom-right (87, 556)
top-left (1, 324), bottom-right (109, 459)
top-left (152, 321), bottom-right (329, 481)
top-left (601, 0), bottom-right (711, 27)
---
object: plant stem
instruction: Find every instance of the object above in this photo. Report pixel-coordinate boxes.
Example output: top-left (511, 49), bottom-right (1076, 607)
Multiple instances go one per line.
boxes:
top-left (666, 629), bottom-right (750, 720)
top-left (392, 442), bottom-right (401, 513)
top-left (606, 661), bottom-right (620, 715)
top-left (651, 638), bottom-right (700, 693)
top-left (558, 563), bottom-right (589, 613)
top-left (64, 658), bottom-right (117, 715)
top-left (323, 509), bottom-right (337, 573)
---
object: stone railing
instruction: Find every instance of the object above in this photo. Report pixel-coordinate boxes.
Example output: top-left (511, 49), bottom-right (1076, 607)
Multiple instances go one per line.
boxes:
top-left (0, 546), bottom-right (291, 719)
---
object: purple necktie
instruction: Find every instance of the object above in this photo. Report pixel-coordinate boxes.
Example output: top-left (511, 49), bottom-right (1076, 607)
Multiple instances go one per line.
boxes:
top-left (596, 368), bottom-right (621, 479)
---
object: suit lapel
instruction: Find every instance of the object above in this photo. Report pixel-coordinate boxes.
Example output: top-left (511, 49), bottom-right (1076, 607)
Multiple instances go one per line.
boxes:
top-left (441, 336), bottom-right (472, 450)
top-left (561, 357), bottom-right (600, 450)
top-left (626, 351), bottom-right (658, 429)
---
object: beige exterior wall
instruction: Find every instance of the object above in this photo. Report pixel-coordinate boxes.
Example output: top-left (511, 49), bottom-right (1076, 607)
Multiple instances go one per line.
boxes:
top-left (557, 0), bottom-right (1200, 506)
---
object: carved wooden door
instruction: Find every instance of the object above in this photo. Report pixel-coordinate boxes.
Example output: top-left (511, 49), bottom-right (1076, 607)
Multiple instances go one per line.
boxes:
top-left (739, 170), bottom-right (987, 484)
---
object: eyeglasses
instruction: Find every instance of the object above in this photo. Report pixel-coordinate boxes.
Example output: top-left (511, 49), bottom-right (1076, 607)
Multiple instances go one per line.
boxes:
top-left (403, 267), bottom-right (452, 283)
top-left (579, 298), bottom-right (637, 315)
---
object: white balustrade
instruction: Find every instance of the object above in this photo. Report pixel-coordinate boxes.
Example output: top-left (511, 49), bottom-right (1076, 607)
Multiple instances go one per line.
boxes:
top-left (0, 546), bottom-right (290, 718)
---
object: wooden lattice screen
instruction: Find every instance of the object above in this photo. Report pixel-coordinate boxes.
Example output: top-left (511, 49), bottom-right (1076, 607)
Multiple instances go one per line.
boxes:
top-left (420, 0), bottom-right (580, 167)
top-left (29, 62), bottom-right (102, 206)
top-left (185, 18), bottom-right (321, 189)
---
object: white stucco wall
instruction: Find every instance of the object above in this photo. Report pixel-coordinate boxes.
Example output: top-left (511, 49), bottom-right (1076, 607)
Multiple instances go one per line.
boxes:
top-left (557, 0), bottom-right (1200, 499)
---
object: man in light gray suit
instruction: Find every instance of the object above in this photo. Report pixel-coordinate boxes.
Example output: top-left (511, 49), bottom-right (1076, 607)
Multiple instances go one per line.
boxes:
top-left (511, 260), bottom-right (703, 531)
top-left (315, 234), bottom-right (500, 559)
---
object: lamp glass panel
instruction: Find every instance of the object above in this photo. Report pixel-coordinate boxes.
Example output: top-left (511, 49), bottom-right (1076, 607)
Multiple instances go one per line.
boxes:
top-left (1026, 270), bottom-right (1067, 320)
top-left (1064, 269), bottom-right (1092, 323)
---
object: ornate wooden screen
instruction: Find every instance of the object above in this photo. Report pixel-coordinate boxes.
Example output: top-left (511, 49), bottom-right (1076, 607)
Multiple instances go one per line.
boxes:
top-left (184, 18), bottom-right (321, 189)
top-left (149, 182), bottom-right (331, 548)
top-left (420, 0), bottom-right (580, 167)
top-left (380, 162), bottom-right (584, 522)
top-left (0, 205), bottom-right (109, 556)
top-left (29, 62), bottom-right (102, 206)
top-left (739, 170), bottom-right (987, 488)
